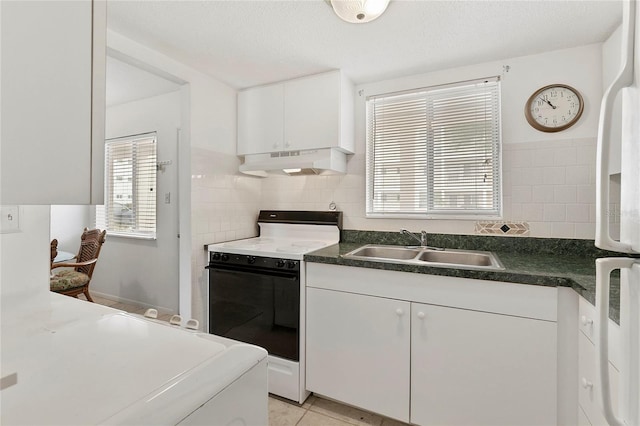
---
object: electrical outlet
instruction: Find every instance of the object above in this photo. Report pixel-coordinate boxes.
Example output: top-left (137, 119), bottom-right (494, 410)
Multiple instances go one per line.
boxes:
top-left (164, 193), bottom-right (171, 204)
top-left (0, 205), bottom-right (20, 233)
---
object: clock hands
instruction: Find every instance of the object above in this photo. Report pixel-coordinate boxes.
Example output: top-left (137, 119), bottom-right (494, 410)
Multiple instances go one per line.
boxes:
top-left (539, 97), bottom-right (557, 109)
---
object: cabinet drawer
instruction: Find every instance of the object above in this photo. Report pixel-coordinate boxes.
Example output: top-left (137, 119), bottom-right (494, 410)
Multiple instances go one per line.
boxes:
top-left (578, 332), bottom-right (620, 426)
top-left (578, 297), bottom-right (621, 368)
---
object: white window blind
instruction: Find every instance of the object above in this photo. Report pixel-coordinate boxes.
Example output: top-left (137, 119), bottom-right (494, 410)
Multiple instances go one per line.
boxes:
top-left (96, 133), bottom-right (157, 239)
top-left (366, 78), bottom-right (501, 218)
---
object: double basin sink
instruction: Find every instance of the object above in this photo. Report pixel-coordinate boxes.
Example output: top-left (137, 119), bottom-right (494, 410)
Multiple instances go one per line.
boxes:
top-left (342, 244), bottom-right (504, 271)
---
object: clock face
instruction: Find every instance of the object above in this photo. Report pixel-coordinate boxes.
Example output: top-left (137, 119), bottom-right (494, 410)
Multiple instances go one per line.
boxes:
top-left (525, 84), bottom-right (584, 132)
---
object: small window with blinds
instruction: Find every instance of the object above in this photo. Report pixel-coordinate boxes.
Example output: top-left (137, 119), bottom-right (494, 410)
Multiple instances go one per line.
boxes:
top-left (96, 133), bottom-right (157, 239)
top-left (366, 77), bottom-right (501, 218)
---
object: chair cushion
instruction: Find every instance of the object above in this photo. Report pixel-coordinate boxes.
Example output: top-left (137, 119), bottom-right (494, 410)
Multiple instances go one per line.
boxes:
top-left (50, 270), bottom-right (90, 291)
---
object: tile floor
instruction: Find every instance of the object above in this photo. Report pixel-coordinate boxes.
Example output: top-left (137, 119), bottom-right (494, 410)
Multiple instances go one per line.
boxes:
top-left (269, 395), bottom-right (408, 426)
top-left (89, 295), bottom-right (408, 426)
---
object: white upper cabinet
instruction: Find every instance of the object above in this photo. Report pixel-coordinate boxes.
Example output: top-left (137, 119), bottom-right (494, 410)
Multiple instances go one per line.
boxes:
top-left (0, 0), bottom-right (106, 205)
top-left (237, 84), bottom-right (285, 154)
top-left (237, 70), bottom-right (354, 155)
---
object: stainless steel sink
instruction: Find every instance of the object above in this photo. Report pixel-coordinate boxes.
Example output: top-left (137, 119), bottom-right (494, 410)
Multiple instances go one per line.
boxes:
top-left (343, 244), bottom-right (504, 271)
top-left (346, 245), bottom-right (421, 260)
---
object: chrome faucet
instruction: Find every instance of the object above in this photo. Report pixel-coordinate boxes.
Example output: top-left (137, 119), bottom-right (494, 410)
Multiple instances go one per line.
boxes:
top-left (400, 229), bottom-right (428, 247)
top-left (400, 229), bottom-right (444, 250)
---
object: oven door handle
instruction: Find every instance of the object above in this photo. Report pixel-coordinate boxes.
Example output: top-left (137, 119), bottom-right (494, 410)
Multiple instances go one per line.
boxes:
top-left (206, 264), bottom-right (299, 280)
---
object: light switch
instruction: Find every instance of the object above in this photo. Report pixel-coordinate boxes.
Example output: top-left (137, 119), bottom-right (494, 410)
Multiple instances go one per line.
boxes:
top-left (164, 192), bottom-right (171, 204)
top-left (0, 205), bottom-right (20, 233)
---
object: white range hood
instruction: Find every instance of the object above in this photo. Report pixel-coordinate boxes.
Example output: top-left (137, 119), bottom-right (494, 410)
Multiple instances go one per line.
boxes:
top-left (239, 148), bottom-right (347, 177)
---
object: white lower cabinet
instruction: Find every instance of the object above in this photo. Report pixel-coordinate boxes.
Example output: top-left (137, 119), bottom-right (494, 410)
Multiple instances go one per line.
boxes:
top-left (306, 288), bottom-right (410, 422)
top-left (305, 264), bottom-right (558, 425)
top-left (577, 297), bottom-right (621, 426)
top-left (411, 302), bottom-right (557, 426)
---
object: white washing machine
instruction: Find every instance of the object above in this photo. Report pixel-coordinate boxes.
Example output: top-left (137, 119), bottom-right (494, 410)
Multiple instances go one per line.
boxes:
top-left (0, 293), bottom-right (268, 425)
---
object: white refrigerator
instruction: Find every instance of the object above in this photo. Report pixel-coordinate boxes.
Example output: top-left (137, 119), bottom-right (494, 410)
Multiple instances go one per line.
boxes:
top-left (595, 0), bottom-right (640, 425)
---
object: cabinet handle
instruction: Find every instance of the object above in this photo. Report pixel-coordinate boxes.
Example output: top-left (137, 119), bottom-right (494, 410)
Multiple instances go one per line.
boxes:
top-left (417, 311), bottom-right (425, 319)
top-left (581, 378), bottom-right (594, 389)
top-left (395, 308), bottom-right (404, 317)
top-left (581, 315), bottom-right (593, 326)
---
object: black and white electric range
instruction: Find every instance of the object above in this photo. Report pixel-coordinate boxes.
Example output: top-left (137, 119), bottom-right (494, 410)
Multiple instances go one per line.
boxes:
top-left (206, 210), bottom-right (342, 403)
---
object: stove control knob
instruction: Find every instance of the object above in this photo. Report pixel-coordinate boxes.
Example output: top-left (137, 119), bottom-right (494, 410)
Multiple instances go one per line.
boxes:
top-left (247, 256), bottom-right (256, 265)
top-left (276, 259), bottom-right (286, 268)
top-left (211, 252), bottom-right (221, 261)
top-left (221, 254), bottom-right (230, 262)
top-left (286, 260), bottom-right (297, 269)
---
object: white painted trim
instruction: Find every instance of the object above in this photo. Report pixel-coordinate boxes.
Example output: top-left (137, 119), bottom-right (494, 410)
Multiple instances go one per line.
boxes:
top-left (90, 290), bottom-right (174, 316)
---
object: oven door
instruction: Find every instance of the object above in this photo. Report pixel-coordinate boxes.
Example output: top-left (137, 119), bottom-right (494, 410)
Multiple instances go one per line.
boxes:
top-left (207, 264), bottom-right (300, 361)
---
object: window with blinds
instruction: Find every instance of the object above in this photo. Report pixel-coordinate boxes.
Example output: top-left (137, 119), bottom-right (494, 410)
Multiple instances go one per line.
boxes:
top-left (96, 133), bottom-right (157, 239)
top-left (366, 77), bottom-right (501, 218)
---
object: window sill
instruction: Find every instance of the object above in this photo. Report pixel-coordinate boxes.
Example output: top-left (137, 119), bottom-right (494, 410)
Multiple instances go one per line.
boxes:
top-left (366, 213), bottom-right (502, 221)
top-left (105, 232), bottom-right (157, 241)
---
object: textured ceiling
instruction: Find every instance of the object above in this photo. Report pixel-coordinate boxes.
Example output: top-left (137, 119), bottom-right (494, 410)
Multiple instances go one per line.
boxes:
top-left (107, 0), bottom-right (622, 90)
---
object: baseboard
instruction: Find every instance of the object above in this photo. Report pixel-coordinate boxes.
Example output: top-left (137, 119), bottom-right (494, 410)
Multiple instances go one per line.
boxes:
top-left (90, 290), bottom-right (174, 316)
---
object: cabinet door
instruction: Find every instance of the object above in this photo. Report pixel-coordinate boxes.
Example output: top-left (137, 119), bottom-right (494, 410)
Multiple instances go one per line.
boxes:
top-left (411, 302), bottom-right (557, 426)
top-left (1, 1), bottom-right (105, 204)
top-left (284, 71), bottom-right (340, 151)
top-left (237, 84), bottom-right (284, 155)
top-left (306, 287), bottom-right (410, 423)
top-left (578, 332), bottom-right (620, 426)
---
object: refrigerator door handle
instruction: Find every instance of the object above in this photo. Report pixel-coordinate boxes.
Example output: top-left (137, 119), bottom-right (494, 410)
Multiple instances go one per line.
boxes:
top-left (596, 0), bottom-right (636, 253)
top-left (595, 257), bottom-right (636, 426)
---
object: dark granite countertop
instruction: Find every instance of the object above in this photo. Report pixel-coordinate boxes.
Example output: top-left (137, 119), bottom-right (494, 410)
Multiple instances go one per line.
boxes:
top-left (304, 231), bottom-right (625, 323)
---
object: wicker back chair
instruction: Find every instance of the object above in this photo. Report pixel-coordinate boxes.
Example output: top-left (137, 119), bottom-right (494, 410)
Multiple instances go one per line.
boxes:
top-left (50, 238), bottom-right (58, 270)
top-left (50, 228), bottom-right (106, 302)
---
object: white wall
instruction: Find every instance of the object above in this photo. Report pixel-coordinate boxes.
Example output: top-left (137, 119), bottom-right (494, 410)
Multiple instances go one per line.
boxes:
top-left (261, 44), bottom-right (605, 239)
top-left (90, 90), bottom-right (181, 312)
top-left (107, 30), bottom-right (260, 326)
top-left (50, 205), bottom-right (91, 253)
top-left (0, 206), bottom-right (50, 301)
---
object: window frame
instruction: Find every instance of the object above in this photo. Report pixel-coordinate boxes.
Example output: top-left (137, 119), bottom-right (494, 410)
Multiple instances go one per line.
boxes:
top-left (365, 77), bottom-right (503, 220)
top-left (96, 132), bottom-right (158, 240)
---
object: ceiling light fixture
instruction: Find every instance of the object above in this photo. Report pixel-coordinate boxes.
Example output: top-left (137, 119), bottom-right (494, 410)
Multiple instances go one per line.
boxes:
top-left (329, 0), bottom-right (390, 23)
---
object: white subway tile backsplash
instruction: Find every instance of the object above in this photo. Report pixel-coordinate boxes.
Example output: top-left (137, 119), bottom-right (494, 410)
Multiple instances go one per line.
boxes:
top-left (551, 222), bottom-right (575, 239)
top-left (512, 186), bottom-right (533, 203)
top-left (510, 149), bottom-right (534, 167)
top-left (543, 204), bottom-right (567, 222)
top-left (565, 165), bottom-right (591, 185)
top-left (574, 222), bottom-right (596, 239)
top-left (533, 148), bottom-right (555, 167)
top-left (576, 147), bottom-right (597, 166)
top-left (521, 168), bottom-right (544, 185)
top-left (532, 186), bottom-right (555, 203)
top-left (576, 185), bottom-right (596, 203)
top-left (566, 204), bottom-right (590, 223)
top-left (553, 147), bottom-right (577, 166)
top-left (554, 186), bottom-right (577, 203)
top-left (245, 137), bottom-right (597, 240)
top-left (520, 203), bottom-right (544, 221)
top-left (542, 167), bottom-right (566, 185)
top-left (528, 222), bottom-right (552, 238)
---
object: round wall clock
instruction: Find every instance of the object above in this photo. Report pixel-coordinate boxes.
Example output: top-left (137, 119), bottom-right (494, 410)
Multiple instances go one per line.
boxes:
top-left (524, 84), bottom-right (584, 132)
